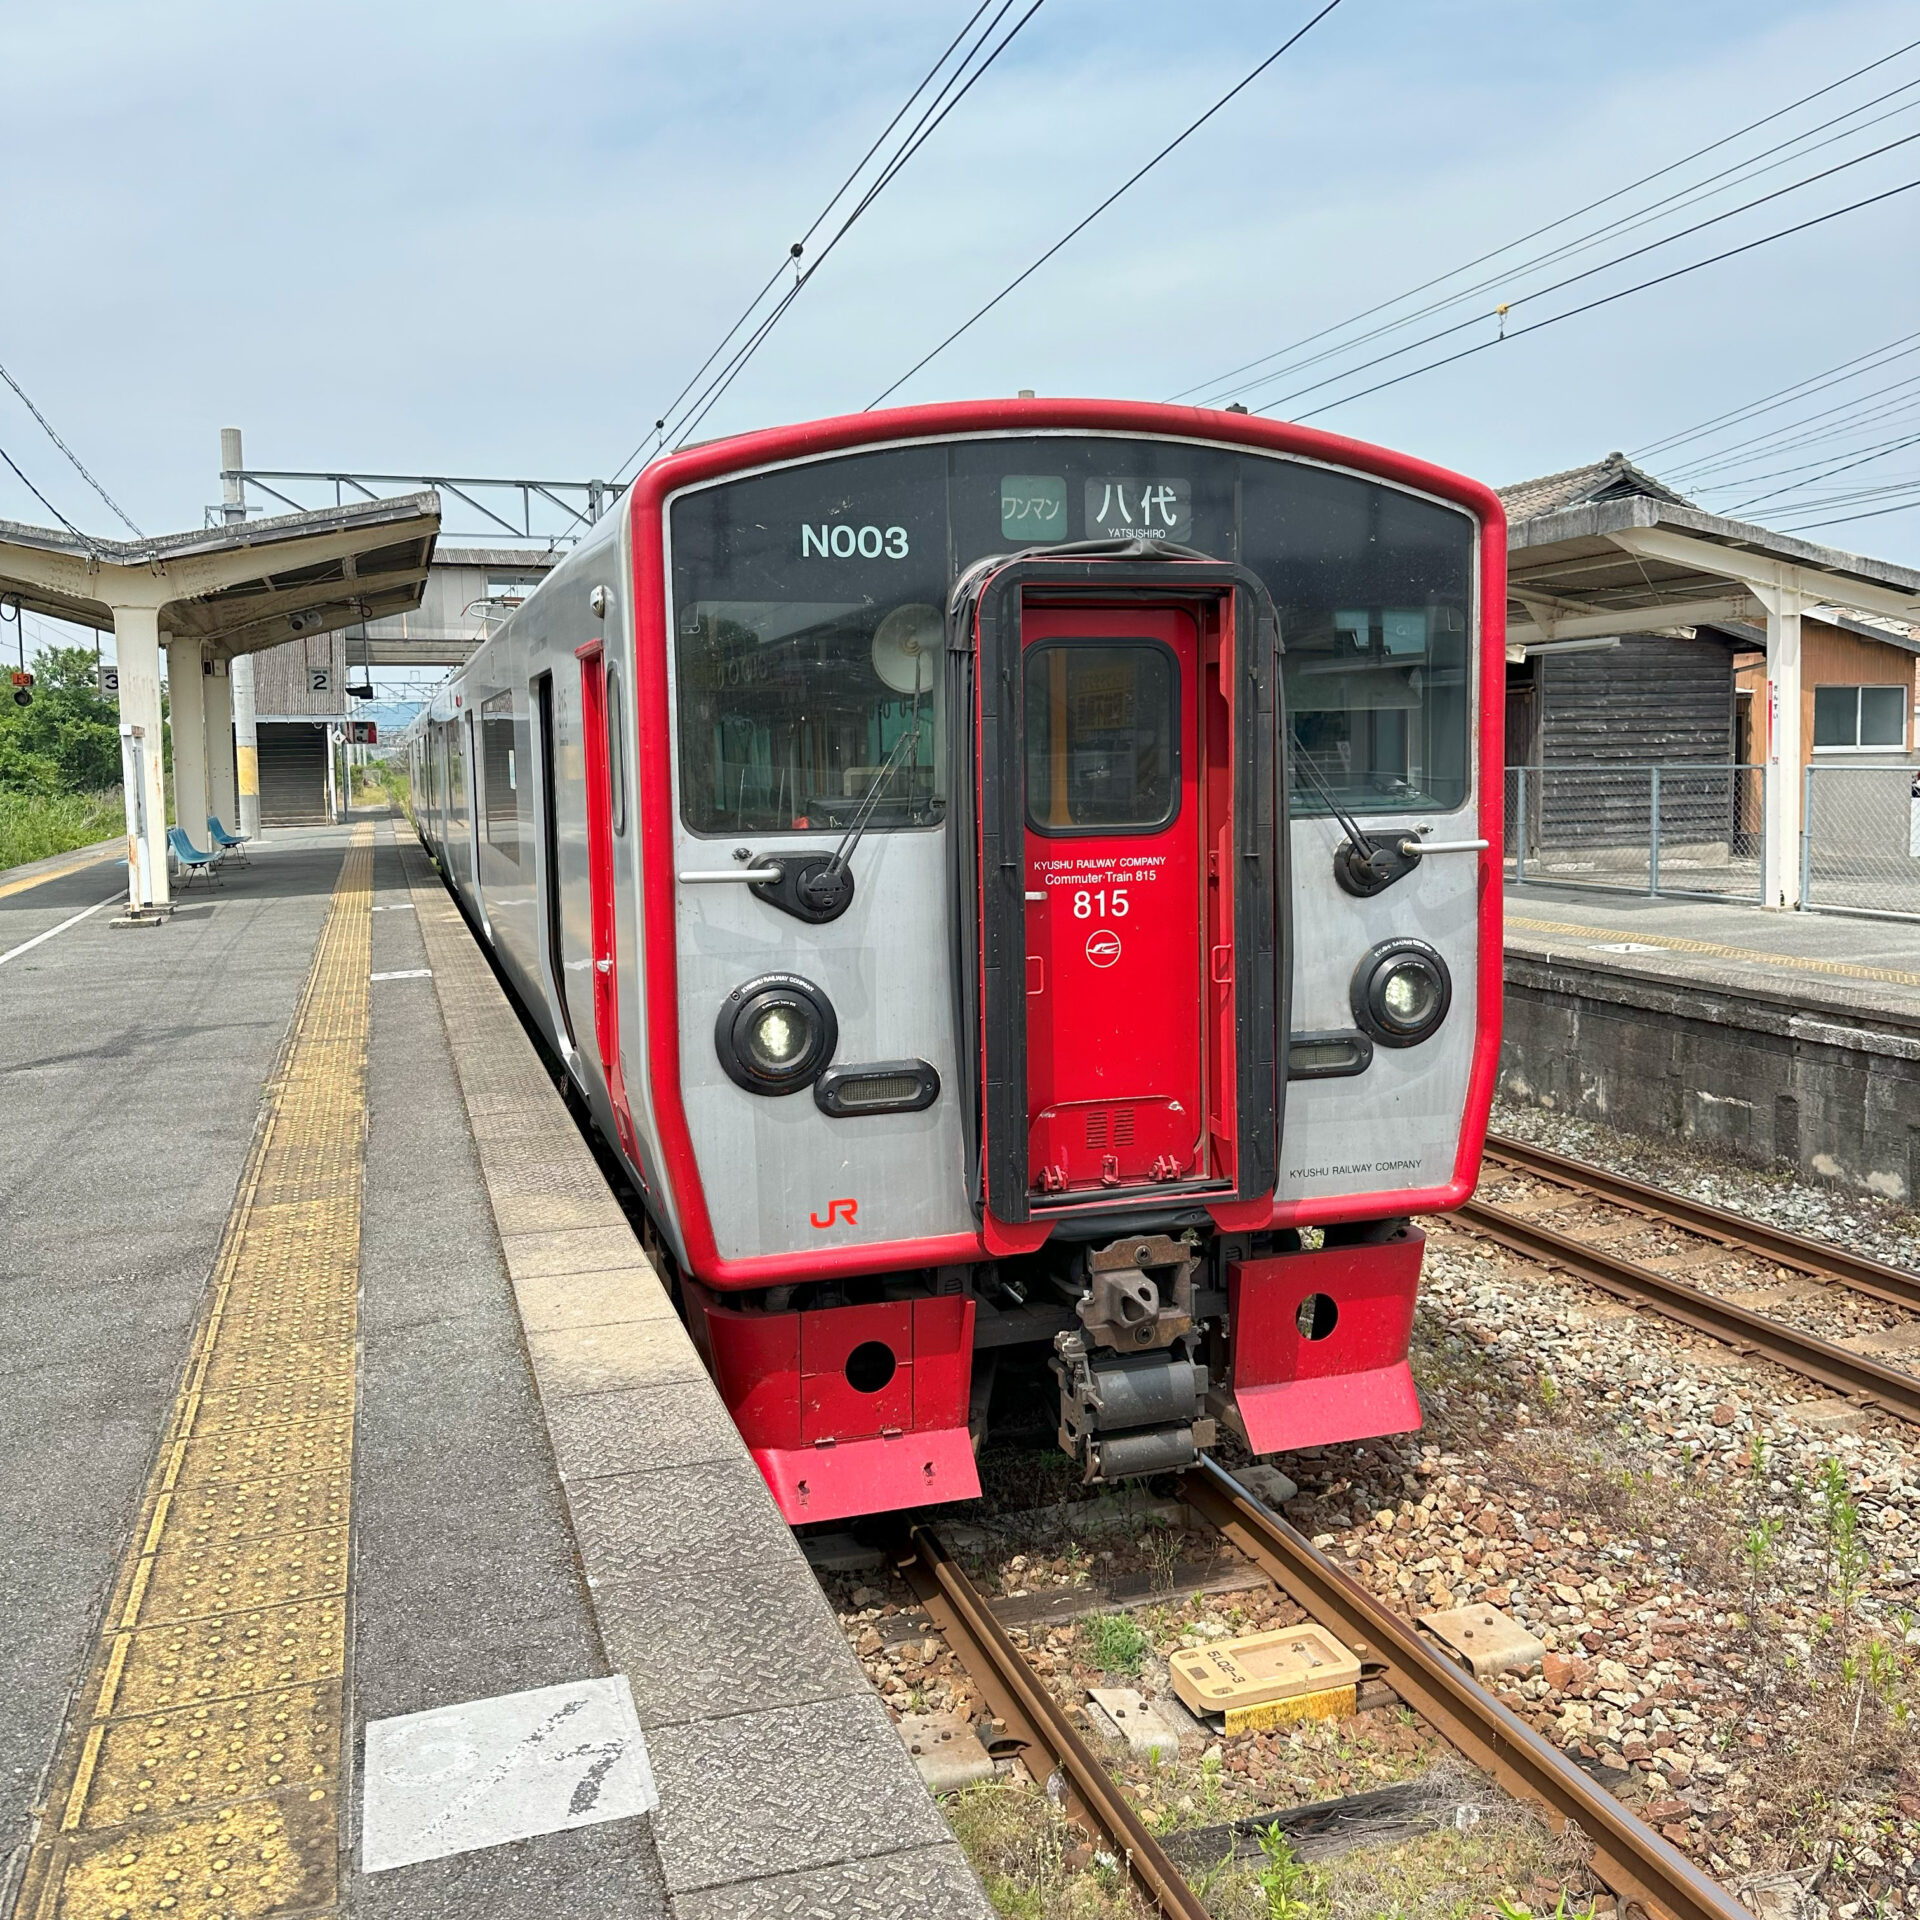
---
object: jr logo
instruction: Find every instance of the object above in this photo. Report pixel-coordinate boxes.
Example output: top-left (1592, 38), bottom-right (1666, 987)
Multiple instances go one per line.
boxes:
top-left (810, 1198), bottom-right (859, 1229)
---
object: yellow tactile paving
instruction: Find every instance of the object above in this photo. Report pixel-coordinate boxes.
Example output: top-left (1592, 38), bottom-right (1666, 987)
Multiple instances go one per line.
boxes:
top-left (1506, 912), bottom-right (1920, 991)
top-left (20, 827), bottom-right (372, 1920)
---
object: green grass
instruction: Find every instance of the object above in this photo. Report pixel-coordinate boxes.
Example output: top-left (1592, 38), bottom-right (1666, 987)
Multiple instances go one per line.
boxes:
top-left (1081, 1613), bottom-right (1149, 1677)
top-left (0, 788), bottom-right (122, 871)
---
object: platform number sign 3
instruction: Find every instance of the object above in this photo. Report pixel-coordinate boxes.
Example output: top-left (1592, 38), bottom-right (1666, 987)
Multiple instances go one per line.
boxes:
top-left (97, 664), bottom-right (120, 698)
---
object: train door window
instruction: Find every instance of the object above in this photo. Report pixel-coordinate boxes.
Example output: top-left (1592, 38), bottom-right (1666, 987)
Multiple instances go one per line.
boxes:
top-left (534, 673), bottom-right (576, 1049)
top-left (447, 720), bottom-right (466, 823)
top-left (1023, 642), bottom-right (1179, 832)
top-left (606, 664), bottom-right (628, 835)
top-left (481, 691), bottom-right (523, 863)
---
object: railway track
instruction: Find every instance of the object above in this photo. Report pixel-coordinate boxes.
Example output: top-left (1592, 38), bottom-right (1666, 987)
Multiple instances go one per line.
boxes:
top-left (1483, 1133), bottom-right (1920, 1312)
top-left (904, 1459), bottom-right (1749, 1920)
top-left (1461, 1141), bottom-right (1920, 1431)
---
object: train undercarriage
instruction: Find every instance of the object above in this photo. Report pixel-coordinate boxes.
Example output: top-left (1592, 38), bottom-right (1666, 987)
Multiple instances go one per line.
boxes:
top-left (680, 1219), bottom-right (1424, 1525)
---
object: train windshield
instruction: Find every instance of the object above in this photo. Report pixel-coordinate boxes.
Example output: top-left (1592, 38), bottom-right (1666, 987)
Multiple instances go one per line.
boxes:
top-left (668, 437), bottom-right (1475, 835)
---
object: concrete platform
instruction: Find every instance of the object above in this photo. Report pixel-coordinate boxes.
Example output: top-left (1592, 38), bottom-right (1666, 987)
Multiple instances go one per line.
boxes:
top-left (1506, 881), bottom-right (1920, 1024)
top-left (0, 817), bottom-right (988, 1919)
top-left (1502, 882), bottom-right (1920, 1205)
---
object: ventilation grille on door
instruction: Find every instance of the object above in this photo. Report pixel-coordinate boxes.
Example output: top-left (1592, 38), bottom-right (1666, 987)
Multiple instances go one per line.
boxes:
top-left (1084, 1106), bottom-right (1136, 1149)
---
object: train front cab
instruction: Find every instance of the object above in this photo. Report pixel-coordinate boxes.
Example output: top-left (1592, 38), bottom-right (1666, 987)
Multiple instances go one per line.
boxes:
top-left (646, 408), bottom-right (1501, 1527)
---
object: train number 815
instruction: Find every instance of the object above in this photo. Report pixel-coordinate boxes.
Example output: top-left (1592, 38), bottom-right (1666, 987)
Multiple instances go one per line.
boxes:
top-left (1071, 888), bottom-right (1128, 919)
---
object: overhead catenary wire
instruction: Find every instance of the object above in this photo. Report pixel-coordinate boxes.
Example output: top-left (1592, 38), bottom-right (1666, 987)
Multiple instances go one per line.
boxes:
top-left (1168, 35), bottom-right (1920, 409)
top-left (1667, 395), bottom-right (1920, 500)
top-left (0, 438), bottom-right (94, 546)
top-left (1242, 127), bottom-right (1920, 419)
top-left (607, 0), bottom-right (1004, 486)
top-left (1665, 368), bottom-right (1920, 481)
top-left (864, 0), bottom-right (1351, 412)
top-left (1269, 172), bottom-right (1920, 425)
top-left (1695, 426), bottom-right (1920, 505)
top-left (1763, 472), bottom-right (1920, 515)
top-left (671, 0), bottom-right (1047, 451)
top-left (1722, 426), bottom-right (1920, 513)
top-left (0, 361), bottom-right (142, 537)
top-left (1184, 70), bottom-right (1920, 411)
top-left (1776, 486), bottom-right (1920, 533)
top-left (1633, 324), bottom-right (1920, 461)
top-left (1681, 417), bottom-right (1920, 503)
top-left (606, 0), bottom-right (1045, 483)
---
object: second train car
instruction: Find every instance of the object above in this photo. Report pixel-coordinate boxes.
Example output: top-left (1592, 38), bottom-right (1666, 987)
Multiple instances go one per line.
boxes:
top-left (409, 397), bottom-right (1505, 1525)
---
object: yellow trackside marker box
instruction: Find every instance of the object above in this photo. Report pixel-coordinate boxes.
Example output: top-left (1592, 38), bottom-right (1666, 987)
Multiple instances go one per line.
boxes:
top-left (1169, 1624), bottom-right (1361, 1731)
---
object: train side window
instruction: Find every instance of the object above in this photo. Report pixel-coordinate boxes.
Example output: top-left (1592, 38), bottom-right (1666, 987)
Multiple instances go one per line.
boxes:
top-left (1023, 641), bottom-right (1179, 834)
top-left (606, 664), bottom-right (629, 836)
top-left (480, 691), bottom-right (523, 864)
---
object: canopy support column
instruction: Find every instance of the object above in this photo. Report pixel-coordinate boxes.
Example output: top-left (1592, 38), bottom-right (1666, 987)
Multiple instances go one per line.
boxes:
top-left (206, 657), bottom-right (237, 827)
top-left (167, 637), bottom-right (210, 859)
top-left (114, 604), bottom-right (170, 912)
top-left (1754, 584), bottom-right (1818, 910)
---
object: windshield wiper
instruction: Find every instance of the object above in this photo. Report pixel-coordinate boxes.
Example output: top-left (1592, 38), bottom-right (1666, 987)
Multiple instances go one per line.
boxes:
top-left (1295, 753), bottom-right (1421, 898)
top-left (797, 724), bottom-right (923, 915)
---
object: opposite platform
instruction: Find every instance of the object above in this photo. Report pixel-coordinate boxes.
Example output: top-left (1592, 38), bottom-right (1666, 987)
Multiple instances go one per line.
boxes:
top-left (1502, 881), bottom-right (1920, 1205)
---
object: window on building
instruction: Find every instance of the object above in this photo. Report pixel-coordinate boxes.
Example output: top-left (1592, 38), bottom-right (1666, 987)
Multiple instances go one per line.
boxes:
top-left (1813, 684), bottom-right (1907, 751)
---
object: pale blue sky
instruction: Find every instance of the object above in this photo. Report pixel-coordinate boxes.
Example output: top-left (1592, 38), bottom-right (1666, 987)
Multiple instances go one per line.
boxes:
top-left (2, 0), bottom-right (1917, 597)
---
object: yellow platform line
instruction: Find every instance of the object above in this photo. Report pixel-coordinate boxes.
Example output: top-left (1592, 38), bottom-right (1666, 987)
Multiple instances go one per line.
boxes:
top-left (1506, 912), bottom-right (1920, 991)
top-left (0, 841), bottom-right (121, 903)
top-left (20, 826), bottom-right (372, 1920)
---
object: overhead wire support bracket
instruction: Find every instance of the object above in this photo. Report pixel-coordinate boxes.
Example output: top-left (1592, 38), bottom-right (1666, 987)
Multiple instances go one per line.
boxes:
top-left (220, 468), bottom-right (610, 543)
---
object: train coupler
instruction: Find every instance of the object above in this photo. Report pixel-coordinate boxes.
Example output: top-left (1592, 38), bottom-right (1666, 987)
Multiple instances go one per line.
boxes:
top-left (1051, 1330), bottom-right (1216, 1484)
top-left (1077, 1231), bottom-right (1197, 1352)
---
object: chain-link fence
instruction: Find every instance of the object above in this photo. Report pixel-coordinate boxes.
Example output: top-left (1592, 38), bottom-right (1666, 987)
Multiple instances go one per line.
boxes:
top-left (1504, 764), bottom-right (1767, 901)
top-left (1802, 763), bottom-right (1920, 921)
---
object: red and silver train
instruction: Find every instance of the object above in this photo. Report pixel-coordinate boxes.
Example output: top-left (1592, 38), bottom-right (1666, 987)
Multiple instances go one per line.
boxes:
top-left (409, 399), bottom-right (1505, 1525)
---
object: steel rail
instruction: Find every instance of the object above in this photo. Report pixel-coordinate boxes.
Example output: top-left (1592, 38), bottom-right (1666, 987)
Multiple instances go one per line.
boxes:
top-left (1456, 1197), bottom-right (1920, 1428)
top-left (901, 1525), bottom-right (1211, 1920)
top-left (1485, 1132), bottom-right (1920, 1312)
top-left (1179, 1459), bottom-right (1749, 1920)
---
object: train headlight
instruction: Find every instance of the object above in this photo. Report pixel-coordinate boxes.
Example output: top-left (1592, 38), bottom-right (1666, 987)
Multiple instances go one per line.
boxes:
top-left (715, 973), bottom-right (838, 1094)
top-left (745, 1004), bottom-right (806, 1075)
top-left (1350, 939), bottom-right (1452, 1048)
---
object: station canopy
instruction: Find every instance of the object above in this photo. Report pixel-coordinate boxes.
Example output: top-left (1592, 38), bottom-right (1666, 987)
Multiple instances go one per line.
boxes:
top-left (0, 492), bottom-right (439, 657)
top-left (1500, 454), bottom-right (1920, 649)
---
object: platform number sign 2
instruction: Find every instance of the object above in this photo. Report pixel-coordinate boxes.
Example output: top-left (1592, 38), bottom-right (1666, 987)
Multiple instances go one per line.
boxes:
top-left (310, 666), bottom-right (332, 694)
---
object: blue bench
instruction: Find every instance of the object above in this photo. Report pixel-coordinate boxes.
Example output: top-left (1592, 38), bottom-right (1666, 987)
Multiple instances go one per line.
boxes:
top-left (207, 815), bottom-right (251, 864)
top-left (168, 826), bottom-right (222, 888)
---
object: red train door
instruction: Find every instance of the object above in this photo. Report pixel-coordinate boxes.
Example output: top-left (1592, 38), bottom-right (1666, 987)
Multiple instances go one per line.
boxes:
top-left (577, 642), bottom-right (636, 1161)
top-left (1022, 605), bottom-right (1206, 1195)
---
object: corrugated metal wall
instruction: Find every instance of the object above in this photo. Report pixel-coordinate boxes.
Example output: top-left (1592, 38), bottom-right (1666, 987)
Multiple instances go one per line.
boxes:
top-left (257, 723), bottom-right (329, 825)
top-left (250, 634), bottom-right (348, 718)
